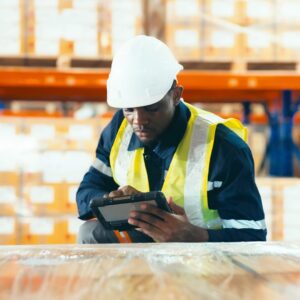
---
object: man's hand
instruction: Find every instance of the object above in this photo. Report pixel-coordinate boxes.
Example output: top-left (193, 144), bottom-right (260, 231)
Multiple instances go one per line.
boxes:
top-left (106, 185), bottom-right (141, 197)
top-left (128, 197), bottom-right (209, 242)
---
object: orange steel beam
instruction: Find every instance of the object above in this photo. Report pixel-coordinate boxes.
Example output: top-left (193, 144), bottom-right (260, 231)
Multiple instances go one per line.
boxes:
top-left (182, 90), bottom-right (282, 103)
top-left (0, 68), bottom-right (107, 102)
top-left (179, 71), bottom-right (300, 90)
top-left (0, 68), bottom-right (300, 102)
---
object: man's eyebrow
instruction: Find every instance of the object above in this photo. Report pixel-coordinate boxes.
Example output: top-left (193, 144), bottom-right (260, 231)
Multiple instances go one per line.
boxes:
top-left (146, 98), bottom-right (167, 108)
top-left (145, 104), bottom-right (159, 110)
top-left (148, 102), bottom-right (160, 107)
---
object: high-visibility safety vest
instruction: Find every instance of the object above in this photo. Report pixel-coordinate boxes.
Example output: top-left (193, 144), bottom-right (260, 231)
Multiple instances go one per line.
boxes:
top-left (110, 102), bottom-right (247, 229)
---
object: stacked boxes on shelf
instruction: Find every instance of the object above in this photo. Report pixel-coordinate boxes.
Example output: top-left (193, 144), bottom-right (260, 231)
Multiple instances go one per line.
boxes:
top-left (282, 182), bottom-right (300, 241)
top-left (18, 216), bottom-right (83, 244)
top-left (202, 0), bottom-right (244, 61)
top-left (0, 0), bottom-right (22, 56)
top-left (27, 0), bottom-right (59, 56)
top-left (1, 115), bottom-right (300, 243)
top-left (166, 0), bottom-right (203, 61)
top-left (256, 177), bottom-right (300, 241)
top-left (23, 0), bottom-right (143, 59)
top-left (276, 0), bottom-right (300, 61)
top-left (165, 0), bottom-right (300, 63)
top-left (243, 0), bottom-right (300, 62)
top-left (0, 116), bottom-right (103, 244)
top-left (165, 0), bottom-right (275, 62)
top-left (242, 0), bottom-right (276, 61)
top-left (65, 0), bottom-right (99, 57)
top-left (0, 117), bottom-right (23, 244)
top-left (246, 121), bottom-right (268, 175)
top-left (1, 0), bottom-right (300, 63)
top-left (109, 0), bottom-right (143, 56)
top-left (20, 117), bottom-right (99, 244)
top-left (257, 181), bottom-right (273, 240)
top-left (28, 0), bottom-right (99, 57)
top-left (0, 217), bottom-right (17, 245)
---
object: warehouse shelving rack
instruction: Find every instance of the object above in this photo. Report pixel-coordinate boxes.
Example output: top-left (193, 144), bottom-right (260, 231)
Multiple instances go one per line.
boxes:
top-left (1, 67), bottom-right (300, 176)
top-left (1, 67), bottom-right (300, 102)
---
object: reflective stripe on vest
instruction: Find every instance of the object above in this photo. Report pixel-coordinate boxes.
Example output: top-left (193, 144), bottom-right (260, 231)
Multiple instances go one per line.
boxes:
top-left (109, 102), bottom-right (247, 229)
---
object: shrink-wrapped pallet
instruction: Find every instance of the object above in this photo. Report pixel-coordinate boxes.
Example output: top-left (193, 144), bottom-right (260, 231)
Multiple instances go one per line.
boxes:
top-left (0, 242), bottom-right (299, 299)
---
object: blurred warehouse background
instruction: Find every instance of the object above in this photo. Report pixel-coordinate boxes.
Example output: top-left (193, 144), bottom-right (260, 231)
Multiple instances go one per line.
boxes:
top-left (1, 0), bottom-right (300, 245)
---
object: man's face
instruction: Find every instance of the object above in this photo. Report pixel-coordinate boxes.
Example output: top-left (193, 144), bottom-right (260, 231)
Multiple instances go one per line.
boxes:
top-left (123, 86), bottom-right (182, 145)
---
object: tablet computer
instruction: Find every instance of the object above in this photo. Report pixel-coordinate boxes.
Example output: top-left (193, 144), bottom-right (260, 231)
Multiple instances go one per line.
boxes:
top-left (89, 191), bottom-right (171, 231)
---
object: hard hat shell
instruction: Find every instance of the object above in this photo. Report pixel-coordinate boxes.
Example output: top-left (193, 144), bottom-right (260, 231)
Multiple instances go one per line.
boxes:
top-left (107, 35), bottom-right (183, 108)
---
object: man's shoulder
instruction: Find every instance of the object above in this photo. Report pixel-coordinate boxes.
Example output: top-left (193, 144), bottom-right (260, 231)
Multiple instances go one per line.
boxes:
top-left (110, 109), bottom-right (125, 127)
top-left (102, 109), bottom-right (124, 137)
top-left (214, 123), bottom-right (248, 152)
top-left (209, 123), bottom-right (255, 185)
top-left (97, 109), bottom-right (124, 154)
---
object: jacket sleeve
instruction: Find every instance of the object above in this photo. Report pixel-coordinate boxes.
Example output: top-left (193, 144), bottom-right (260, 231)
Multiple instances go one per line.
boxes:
top-left (206, 129), bottom-right (267, 242)
top-left (76, 110), bottom-right (123, 220)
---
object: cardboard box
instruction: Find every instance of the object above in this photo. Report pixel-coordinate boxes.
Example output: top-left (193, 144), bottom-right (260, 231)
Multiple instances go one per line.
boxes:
top-left (256, 182), bottom-right (272, 240)
top-left (19, 217), bottom-right (66, 244)
top-left (64, 217), bottom-right (83, 243)
top-left (0, 185), bottom-right (19, 216)
top-left (244, 0), bottom-right (274, 24)
top-left (110, 0), bottom-right (144, 55)
top-left (23, 117), bottom-right (100, 151)
top-left (23, 118), bottom-right (62, 150)
top-left (243, 26), bottom-right (276, 61)
top-left (166, 24), bottom-right (202, 60)
top-left (22, 149), bottom-right (92, 185)
top-left (19, 216), bottom-right (82, 244)
top-left (166, 0), bottom-right (202, 23)
top-left (283, 183), bottom-right (300, 241)
top-left (0, 5), bottom-right (22, 55)
top-left (64, 119), bottom-right (99, 151)
top-left (277, 29), bottom-right (300, 60)
top-left (256, 177), bottom-right (300, 241)
top-left (22, 183), bottom-right (63, 215)
top-left (0, 217), bottom-right (17, 245)
top-left (61, 184), bottom-right (78, 214)
top-left (276, 0), bottom-right (300, 25)
top-left (247, 124), bottom-right (268, 175)
top-left (0, 172), bottom-right (19, 186)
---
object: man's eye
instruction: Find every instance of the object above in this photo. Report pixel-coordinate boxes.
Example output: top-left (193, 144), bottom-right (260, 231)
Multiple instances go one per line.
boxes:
top-left (123, 108), bottom-right (134, 113)
top-left (145, 106), bottom-right (159, 112)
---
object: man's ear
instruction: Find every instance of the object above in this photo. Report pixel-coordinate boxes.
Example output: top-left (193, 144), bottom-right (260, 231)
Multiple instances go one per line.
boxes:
top-left (173, 85), bottom-right (183, 105)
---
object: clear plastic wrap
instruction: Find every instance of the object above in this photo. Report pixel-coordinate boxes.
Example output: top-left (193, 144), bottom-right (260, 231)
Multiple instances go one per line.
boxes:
top-left (0, 242), bottom-right (300, 299)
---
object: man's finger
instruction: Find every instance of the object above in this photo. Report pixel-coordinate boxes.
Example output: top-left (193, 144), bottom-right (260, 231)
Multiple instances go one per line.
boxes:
top-left (138, 204), bottom-right (170, 220)
top-left (108, 185), bottom-right (141, 197)
top-left (129, 210), bottom-right (165, 229)
top-left (128, 215), bottom-right (162, 233)
top-left (128, 217), bottom-right (164, 241)
top-left (168, 197), bottom-right (185, 215)
top-left (108, 189), bottom-right (124, 197)
top-left (118, 185), bottom-right (140, 195)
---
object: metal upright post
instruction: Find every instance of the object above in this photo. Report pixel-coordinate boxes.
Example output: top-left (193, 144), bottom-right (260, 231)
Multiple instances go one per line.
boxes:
top-left (242, 101), bottom-right (251, 125)
top-left (281, 90), bottom-right (294, 176)
top-left (269, 90), bottom-right (294, 176)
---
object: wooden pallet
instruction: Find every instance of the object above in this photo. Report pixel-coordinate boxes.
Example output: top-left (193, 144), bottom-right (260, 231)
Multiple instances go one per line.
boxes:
top-left (1, 57), bottom-right (300, 72)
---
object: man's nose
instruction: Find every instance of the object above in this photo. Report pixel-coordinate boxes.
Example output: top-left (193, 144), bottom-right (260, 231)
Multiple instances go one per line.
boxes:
top-left (133, 108), bottom-right (148, 125)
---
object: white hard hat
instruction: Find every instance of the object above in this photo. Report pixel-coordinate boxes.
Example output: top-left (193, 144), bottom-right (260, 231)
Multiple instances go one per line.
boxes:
top-left (107, 35), bottom-right (183, 108)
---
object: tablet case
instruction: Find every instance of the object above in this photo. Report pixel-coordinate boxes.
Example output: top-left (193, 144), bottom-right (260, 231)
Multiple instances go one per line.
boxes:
top-left (89, 191), bottom-right (171, 231)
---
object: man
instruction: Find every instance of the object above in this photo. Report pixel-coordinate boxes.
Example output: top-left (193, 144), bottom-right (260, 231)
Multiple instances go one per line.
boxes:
top-left (77, 35), bottom-right (266, 243)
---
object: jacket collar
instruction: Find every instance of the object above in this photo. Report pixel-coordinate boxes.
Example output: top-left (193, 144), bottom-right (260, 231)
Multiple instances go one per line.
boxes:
top-left (127, 101), bottom-right (191, 159)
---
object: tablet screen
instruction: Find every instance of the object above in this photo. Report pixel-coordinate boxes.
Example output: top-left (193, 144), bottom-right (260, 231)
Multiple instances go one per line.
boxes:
top-left (98, 200), bottom-right (157, 222)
